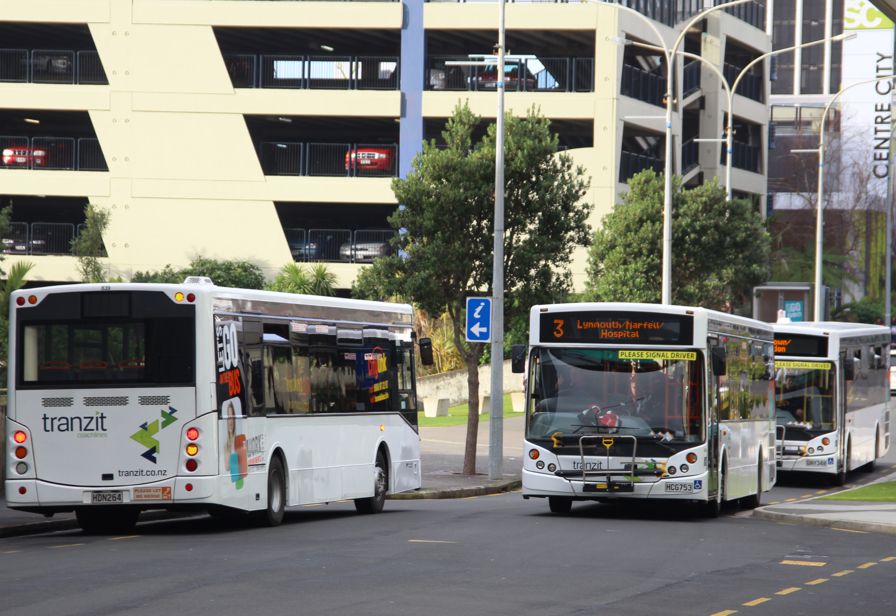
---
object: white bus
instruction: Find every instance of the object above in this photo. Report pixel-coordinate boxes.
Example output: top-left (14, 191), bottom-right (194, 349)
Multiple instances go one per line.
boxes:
top-left (773, 321), bottom-right (890, 484)
top-left (5, 278), bottom-right (431, 531)
top-left (513, 303), bottom-right (776, 516)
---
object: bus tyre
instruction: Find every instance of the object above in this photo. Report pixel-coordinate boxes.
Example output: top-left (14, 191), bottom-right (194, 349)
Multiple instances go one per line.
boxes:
top-left (833, 445), bottom-right (849, 486)
top-left (76, 507), bottom-right (139, 534)
top-left (355, 450), bottom-right (388, 514)
top-left (548, 496), bottom-right (572, 514)
top-left (255, 456), bottom-right (286, 527)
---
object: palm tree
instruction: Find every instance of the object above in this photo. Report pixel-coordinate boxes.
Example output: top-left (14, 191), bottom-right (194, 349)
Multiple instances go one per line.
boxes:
top-left (0, 260), bottom-right (35, 376)
top-left (267, 263), bottom-right (336, 296)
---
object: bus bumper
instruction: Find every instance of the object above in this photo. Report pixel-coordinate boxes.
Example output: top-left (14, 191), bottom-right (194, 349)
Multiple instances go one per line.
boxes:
top-left (777, 455), bottom-right (837, 473)
top-left (4, 476), bottom-right (218, 510)
top-left (522, 468), bottom-right (711, 501)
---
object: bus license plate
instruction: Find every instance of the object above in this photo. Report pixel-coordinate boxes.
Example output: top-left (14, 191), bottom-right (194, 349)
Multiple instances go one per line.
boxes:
top-left (90, 491), bottom-right (124, 504)
top-left (805, 459), bottom-right (828, 466)
top-left (664, 482), bottom-right (694, 493)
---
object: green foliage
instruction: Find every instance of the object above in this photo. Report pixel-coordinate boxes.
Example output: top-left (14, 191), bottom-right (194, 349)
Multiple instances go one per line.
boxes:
top-left (355, 103), bottom-right (591, 360)
top-left (586, 171), bottom-right (770, 310)
top-left (353, 103), bottom-right (591, 473)
top-left (767, 234), bottom-right (858, 291)
top-left (132, 257), bottom-right (265, 289)
top-left (832, 297), bottom-right (884, 324)
top-left (267, 263), bottom-right (336, 296)
top-left (70, 204), bottom-right (109, 283)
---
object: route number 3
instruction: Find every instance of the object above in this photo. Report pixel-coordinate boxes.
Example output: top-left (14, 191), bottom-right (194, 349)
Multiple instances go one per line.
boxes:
top-left (553, 319), bottom-right (564, 339)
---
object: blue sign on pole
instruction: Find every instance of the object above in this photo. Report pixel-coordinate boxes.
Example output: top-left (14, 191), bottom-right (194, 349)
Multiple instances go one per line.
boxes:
top-left (465, 297), bottom-right (492, 343)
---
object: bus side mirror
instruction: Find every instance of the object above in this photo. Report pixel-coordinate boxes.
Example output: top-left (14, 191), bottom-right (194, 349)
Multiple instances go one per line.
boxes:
top-left (711, 347), bottom-right (727, 377)
top-left (511, 345), bottom-right (526, 373)
top-left (419, 337), bottom-right (434, 366)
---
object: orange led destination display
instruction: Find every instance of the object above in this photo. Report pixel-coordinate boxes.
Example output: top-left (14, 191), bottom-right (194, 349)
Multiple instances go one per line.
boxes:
top-left (774, 334), bottom-right (827, 358)
top-left (539, 311), bottom-right (693, 345)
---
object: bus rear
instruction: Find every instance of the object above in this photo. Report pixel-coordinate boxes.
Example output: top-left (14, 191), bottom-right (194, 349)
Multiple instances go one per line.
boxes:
top-left (5, 284), bottom-right (203, 530)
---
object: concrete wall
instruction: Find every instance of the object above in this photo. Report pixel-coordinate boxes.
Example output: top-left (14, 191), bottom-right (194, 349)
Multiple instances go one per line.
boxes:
top-left (416, 359), bottom-right (524, 406)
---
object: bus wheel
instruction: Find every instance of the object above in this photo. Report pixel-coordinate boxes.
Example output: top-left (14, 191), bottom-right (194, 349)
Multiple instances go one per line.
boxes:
top-left (355, 450), bottom-right (388, 514)
top-left (548, 496), bottom-right (572, 514)
top-left (76, 507), bottom-right (139, 534)
top-left (254, 456), bottom-right (286, 527)
top-left (833, 445), bottom-right (849, 486)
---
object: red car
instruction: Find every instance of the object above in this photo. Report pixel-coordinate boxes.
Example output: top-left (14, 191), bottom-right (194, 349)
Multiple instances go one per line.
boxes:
top-left (2, 146), bottom-right (47, 168)
top-left (476, 65), bottom-right (537, 91)
top-left (345, 147), bottom-right (394, 173)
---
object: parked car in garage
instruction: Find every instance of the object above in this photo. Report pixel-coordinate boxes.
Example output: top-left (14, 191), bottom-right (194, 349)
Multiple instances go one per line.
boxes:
top-left (476, 64), bottom-right (537, 91)
top-left (2, 146), bottom-right (47, 168)
top-left (345, 146), bottom-right (395, 173)
top-left (288, 239), bottom-right (320, 261)
top-left (339, 239), bottom-right (391, 263)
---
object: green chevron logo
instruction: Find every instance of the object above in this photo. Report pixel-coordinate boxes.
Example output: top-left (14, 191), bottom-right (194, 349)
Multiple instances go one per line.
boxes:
top-left (130, 406), bottom-right (179, 464)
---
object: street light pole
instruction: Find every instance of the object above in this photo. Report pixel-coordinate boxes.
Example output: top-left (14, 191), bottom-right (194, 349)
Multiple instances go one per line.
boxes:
top-left (792, 74), bottom-right (896, 321)
top-left (488, 0), bottom-right (506, 481)
top-left (597, 0), bottom-right (752, 304)
top-left (632, 34), bottom-right (855, 202)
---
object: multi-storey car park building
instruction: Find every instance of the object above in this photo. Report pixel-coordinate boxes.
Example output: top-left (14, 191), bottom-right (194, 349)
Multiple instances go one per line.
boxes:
top-left (0, 0), bottom-right (769, 291)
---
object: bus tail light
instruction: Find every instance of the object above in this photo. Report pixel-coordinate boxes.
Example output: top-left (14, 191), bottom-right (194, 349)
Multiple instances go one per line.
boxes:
top-left (686, 452), bottom-right (697, 464)
top-left (186, 427), bottom-right (200, 441)
top-left (822, 437), bottom-right (830, 446)
top-left (13, 430), bottom-right (27, 444)
top-left (185, 458), bottom-right (198, 472)
top-left (14, 446), bottom-right (28, 459)
top-left (15, 462), bottom-right (28, 474)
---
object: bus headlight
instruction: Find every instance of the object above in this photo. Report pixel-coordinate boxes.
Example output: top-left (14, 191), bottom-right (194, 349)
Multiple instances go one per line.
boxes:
top-left (679, 464), bottom-right (690, 474)
top-left (547, 463), bottom-right (557, 473)
top-left (535, 460), bottom-right (545, 470)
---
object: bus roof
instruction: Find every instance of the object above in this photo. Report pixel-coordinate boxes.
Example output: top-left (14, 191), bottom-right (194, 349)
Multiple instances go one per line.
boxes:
top-left (10, 280), bottom-right (414, 319)
top-left (773, 320), bottom-right (890, 340)
top-left (530, 302), bottom-right (767, 329)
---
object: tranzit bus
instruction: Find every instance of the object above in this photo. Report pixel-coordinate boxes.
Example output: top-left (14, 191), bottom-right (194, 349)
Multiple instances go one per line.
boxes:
top-left (513, 303), bottom-right (775, 516)
top-left (773, 321), bottom-right (890, 484)
top-left (5, 278), bottom-right (432, 532)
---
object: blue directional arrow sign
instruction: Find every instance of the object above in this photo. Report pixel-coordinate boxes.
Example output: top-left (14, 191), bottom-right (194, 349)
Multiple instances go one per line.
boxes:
top-left (465, 297), bottom-right (491, 343)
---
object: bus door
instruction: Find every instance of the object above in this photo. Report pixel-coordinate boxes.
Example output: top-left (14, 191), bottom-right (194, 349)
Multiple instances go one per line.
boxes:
top-left (706, 338), bottom-right (723, 496)
top-left (838, 351), bottom-right (848, 463)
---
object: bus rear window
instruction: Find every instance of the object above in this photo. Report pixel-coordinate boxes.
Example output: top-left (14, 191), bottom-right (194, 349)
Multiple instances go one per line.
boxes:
top-left (20, 317), bottom-right (195, 387)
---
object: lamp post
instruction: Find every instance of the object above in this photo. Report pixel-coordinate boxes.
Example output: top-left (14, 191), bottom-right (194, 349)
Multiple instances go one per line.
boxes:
top-left (596, 0), bottom-right (752, 304)
top-left (627, 33), bottom-right (855, 202)
top-left (489, 0), bottom-right (506, 481)
top-left (790, 74), bottom-right (896, 321)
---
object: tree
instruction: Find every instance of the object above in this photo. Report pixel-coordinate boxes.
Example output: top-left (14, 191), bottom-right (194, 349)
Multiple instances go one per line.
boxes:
top-left (586, 170), bottom-right (770, 311)
top-left (70, 204), bottom-right (109, 282)
top-left (354, 103), bottom-right (591, 474)
top-left (132, 257), bottom-right (265, 289)
top-left (267, 263), bottom-right (336, 296)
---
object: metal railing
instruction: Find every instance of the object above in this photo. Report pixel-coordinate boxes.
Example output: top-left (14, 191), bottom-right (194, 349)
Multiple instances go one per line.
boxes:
top-left (428, 55), bottom-right (593, 92)
top-left (1, 136), bottom-right (107, 171)
top-left (0, 49), bottom-right (108, 84)
top-left (2, 222), bottom-right (77, 256)
top-left (681, 138), bottom-right (698, 173)
top-left (683, 60), bottom-right (701, 96)
top-left (724, 61), bottom-right (763, 102)
top-left (243, 54), bottom-right (399, 90)
top-left (619, 149), bottom-right (662, 182)
top-left (609, 0), bottom-right (703, 27)
top-left (294, 142), bottom-right (398, 177)
top-left (284, 228), bottom-right (396, 263)
top-left (721, 141), bottom-right (761, 172)
top-left (715, 0), bottom-right (765, 30)
top-left (260, 141), bottom-right (303, 175)
top-left (621, 63), bottom-right (665, 107)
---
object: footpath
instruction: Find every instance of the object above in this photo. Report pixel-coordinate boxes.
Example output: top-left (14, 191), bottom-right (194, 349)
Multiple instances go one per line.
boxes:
top-left (3, 415), bottom-right (895, 536)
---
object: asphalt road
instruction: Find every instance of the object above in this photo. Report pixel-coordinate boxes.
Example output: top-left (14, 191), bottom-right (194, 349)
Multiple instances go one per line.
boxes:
top-left (3, 481), bottom-right (895, 616)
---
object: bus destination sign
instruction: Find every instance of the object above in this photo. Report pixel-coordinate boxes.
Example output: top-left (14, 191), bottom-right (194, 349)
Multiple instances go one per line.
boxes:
top-left (539, 311), bottom-right (693, 345)
top-left (774, 334), bottom-right (828, 358)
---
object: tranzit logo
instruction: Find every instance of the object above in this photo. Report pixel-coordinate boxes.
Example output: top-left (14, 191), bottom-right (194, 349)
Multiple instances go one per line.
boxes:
top-left (130, 407), bottom-right (179, 463)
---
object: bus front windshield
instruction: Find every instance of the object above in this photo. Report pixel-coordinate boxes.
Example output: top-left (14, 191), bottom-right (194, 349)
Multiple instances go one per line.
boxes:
top-left (774, 363), bottom-right (835, 432)
top-left (526, 348), bottom-right (704, 444)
